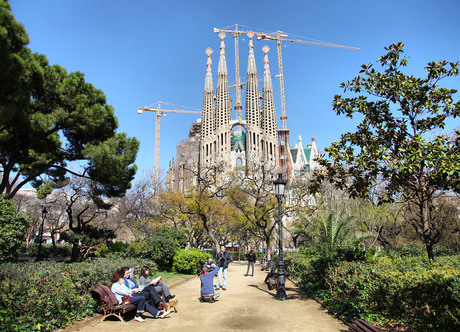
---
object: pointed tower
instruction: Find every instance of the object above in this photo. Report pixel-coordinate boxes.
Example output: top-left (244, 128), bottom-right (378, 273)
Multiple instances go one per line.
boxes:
top-left (215, 32), bottom-right (232, 166)
top-left (309, 135), bottom-right (320, 172)
top-left (261, 45), bottom-right (279, 167)
top-left (200, 48), bottom-right (216, 168)
top-left (245, 31), bottom-right (262, 165)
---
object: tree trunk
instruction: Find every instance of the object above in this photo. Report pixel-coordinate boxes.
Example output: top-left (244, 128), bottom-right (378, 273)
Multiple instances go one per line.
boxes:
top-left (51, 231), bottom-right (57, 257)
top-left (426, 242), bottom-right (434, 260)
top-left (422, 199), bottom-right (435, 260)
top-left (70, 242), bottom-right (80, 262)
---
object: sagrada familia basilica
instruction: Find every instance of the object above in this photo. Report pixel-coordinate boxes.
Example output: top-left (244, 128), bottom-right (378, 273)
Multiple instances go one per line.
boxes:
top-left (166, 32), bottom-right (319, 192)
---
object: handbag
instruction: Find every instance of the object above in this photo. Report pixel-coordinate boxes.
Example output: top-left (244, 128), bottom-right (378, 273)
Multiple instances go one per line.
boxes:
top-left (121, 295), bottom-right (131, 304)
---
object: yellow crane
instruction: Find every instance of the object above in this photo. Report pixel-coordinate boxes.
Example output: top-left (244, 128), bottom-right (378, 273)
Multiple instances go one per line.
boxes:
top-left (214, 25), bottom-right (360, 179)
top-left (137, 101), bottom-right (201, 194)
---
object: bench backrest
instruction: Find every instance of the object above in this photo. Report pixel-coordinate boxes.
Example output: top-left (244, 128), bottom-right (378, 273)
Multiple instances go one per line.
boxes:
top-left (90, 284), bottom-right (119, 308)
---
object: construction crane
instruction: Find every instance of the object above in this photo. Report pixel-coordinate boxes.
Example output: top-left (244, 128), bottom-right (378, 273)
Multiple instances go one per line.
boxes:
top-left (214, 25), bottom-right (360, 179)
top-left (137, 101), bottom-right (201, 195)
top-left (256, 31), bottom-right (359, 179)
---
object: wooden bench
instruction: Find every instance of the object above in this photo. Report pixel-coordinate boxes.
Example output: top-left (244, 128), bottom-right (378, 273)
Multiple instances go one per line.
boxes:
top-left (348, 319), bottom-right (381, 332)
top-left (90, 284), bottom-right (137, 322)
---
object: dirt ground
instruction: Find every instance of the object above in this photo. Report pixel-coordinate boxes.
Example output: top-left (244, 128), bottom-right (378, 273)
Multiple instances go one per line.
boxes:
top-left (71, 261), bottom-right (348, 332)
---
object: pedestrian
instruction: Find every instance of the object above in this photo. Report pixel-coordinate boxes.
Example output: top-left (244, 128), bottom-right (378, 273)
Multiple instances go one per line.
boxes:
top-left (215, 245), bottom-right (233, 291)
top-left (245, 249), bottom-right (256, 276)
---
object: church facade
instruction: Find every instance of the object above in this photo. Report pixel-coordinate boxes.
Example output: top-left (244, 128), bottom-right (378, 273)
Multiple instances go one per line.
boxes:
top-left (166, 32), bottom-right (318, 192)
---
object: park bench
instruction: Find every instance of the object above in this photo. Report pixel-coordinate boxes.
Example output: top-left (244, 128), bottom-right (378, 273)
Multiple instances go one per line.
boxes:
top-left (90, 284), bottom-right (137, 322)
top-left (348, 319), bottom-right (381, 332)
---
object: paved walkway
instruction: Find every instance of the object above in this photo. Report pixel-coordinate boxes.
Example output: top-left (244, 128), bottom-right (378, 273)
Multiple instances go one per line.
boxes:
top-left (73, 261), bottom-right (347, 332)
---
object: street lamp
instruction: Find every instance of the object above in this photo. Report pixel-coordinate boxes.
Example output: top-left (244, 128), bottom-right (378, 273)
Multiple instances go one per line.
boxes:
top-left (273, 173), bottom-right (287, 299)
top-left (36, 206), bottom-right (48, 261)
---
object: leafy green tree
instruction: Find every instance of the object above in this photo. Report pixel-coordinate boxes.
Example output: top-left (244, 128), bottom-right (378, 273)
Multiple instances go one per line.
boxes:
top-left (227, 164), bottom-right (279, 252)
top-left (0, 196), bottom-right (29, 262)
top-left (0, 1), bottom-right (139, 199)
top-left (142, 226), bottom-right (187, 271)
top-left (164, 164), bottom-right (235, 253)
top-left (310, 42), bottom-right (460, 259)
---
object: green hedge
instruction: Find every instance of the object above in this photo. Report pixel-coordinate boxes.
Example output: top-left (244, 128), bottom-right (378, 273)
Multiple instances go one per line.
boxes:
top-left (20, 243), bottom-right (73, 259)
top-left (286, 254), bottom-right (460, 331)
top-left (0, 257), bottom-right (156, 331)
top-left (173, 248), bottom-right (211, 274)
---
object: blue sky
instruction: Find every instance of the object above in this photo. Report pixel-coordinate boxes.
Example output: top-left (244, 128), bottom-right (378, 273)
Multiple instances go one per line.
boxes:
top-left (10, 0), bottom-right (460, 185)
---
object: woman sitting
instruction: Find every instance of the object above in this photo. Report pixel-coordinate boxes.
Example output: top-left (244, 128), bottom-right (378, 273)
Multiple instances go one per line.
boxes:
top-left (110, 270), bottom-right (171, 322)
top-left (120, 267), bottom-right (167, 309)
top-left (139, 266), bottom-right (176, 303)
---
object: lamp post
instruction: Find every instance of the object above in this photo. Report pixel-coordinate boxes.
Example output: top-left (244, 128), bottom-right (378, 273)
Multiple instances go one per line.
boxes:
top-left (273, 173), bottom-right (287, 299)
top-left (36, 206), bottom-right (48, 261)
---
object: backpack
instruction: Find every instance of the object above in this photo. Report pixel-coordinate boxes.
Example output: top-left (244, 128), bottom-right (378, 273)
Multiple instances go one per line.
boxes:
top-left (90, 284), bottom-right (119, 308)
top-left (267, 277), bottom-right (278, 290)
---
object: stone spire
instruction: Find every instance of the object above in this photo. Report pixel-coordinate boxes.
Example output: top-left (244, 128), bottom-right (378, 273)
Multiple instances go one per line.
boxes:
top-left (261, 45), bottom-right (279, 164)
top-left (215, 32), bottom-right (231, 130)
top-left (262, 45), bottom-right (278, 140)
top-left (245, 31), bottom-right (261, 128)
top-left (214, 32), bottom-right (232, 166)
top-left (202, 48), bottom-right (215, 141)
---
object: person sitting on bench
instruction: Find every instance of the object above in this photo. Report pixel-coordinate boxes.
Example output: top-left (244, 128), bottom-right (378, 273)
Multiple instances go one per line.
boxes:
top-left (199, 263), bottom-right (220, 302)
top-left (121, 267), bottom-right (167, 310)
top-left (110, 270), bottom-right (171, 322)
top-left (138, 266), bottom-right (175, 303)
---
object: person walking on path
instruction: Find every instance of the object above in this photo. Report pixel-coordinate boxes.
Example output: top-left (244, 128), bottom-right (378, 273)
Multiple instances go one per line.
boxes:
top-left (215, 245), bottom-right (233, 291)
top-left (245, 249), bottom-right (256, 277)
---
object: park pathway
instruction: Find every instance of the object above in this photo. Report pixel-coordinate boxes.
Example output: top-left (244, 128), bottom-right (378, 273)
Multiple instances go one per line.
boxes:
top-left (71, 261), bottom-right (347, 332)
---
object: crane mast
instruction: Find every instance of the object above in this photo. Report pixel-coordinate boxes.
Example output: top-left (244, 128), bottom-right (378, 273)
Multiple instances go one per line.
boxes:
top-left (137, 102), bottom-right (201, 195)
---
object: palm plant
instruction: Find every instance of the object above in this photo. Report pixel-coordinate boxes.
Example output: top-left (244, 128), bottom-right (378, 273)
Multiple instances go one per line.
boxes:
top-left (312, 213), bottom-right (354, 256)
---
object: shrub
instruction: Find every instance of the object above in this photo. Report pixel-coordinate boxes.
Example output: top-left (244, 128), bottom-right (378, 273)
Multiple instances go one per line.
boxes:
top-left (0, 197), bottom-right (29, 262)
top-left (0, 257), bottom-right (156, 331)
top-left (284, 253), bottom-right (315, 284)
top-left (286, 249), bottom-right (460, 330)
top-left (20, 243), bottom-right (73, 259)
top-left (173, 248), bottom-right (211, 274)
top-left (140, 227), bottom-right (187, 271)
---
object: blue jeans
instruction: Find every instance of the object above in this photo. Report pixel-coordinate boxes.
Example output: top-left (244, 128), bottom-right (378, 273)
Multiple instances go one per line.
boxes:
top-left (216, 267), bottom-right (228, 289)
top-left (131, 295), bottom-right (160, 317)
top-left (246, 261), bottom-right (254, 276)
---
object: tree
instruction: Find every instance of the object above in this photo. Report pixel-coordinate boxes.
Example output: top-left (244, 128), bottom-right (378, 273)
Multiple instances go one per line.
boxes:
top-left (59, 176), bottom-right (116, 261)
top-left (227, 165), bottom-right (279, 253)
top-left (0, 196), bottom-right (29, 262)
top-left (171, 165), bottom-right (236, 253)
top-left (0, 1), bottom-right (139, 199)
top-left (141, 226), bottom-right (187, 271)
top-left (310, 42), bottom-right (460, 259)
top-left (112, 170), bottom-right (157, 241)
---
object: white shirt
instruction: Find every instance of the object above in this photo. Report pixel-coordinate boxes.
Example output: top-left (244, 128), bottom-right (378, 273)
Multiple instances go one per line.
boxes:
top-left (111, 281), bottom-right (134, 304)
